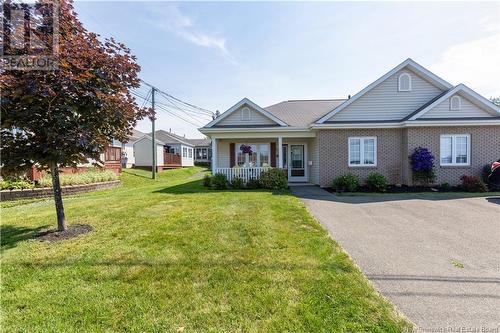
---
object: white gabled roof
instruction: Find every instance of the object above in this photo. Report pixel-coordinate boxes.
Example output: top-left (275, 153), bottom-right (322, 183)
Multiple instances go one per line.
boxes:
top-left (204, 98), bottom-right (288, 128)
top-left (316, 58), bottom-right (454, 124)
top-left (408, 84), bottom-right (500, 120)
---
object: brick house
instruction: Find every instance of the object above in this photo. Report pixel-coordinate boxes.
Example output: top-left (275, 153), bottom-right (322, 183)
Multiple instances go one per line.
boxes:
top-left (199, 58), bottom-right (500, 186)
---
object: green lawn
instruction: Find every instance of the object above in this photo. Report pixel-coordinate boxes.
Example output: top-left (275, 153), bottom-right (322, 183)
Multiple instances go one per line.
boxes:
top-left (1, 167), bottom-right (412, 332)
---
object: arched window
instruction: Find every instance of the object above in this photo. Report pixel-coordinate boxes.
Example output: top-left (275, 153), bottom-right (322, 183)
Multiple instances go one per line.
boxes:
top-left (241, 107), bottom-right (251, 121)
top-left (450, 95), bottom-right (461, 110)
top-left (398, 73), bottom-right (411, 91)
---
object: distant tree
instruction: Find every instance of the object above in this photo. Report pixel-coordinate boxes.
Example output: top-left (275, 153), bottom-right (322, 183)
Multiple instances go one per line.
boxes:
top-left (490, 97), bottom-right (500, 107)
top-left (1, 0), bottom-right (149, 231)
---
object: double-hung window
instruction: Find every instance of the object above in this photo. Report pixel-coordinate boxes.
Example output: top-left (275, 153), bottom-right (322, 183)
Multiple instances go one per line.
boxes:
top-left (440, 134), bottom-right (470, 166)
top-left (348, 137), bottom-right (377, 166)
top-left (182, 147), bottom-right (187, 158)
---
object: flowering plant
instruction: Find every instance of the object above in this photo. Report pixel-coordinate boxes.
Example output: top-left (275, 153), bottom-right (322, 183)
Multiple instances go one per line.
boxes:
top-left (240, 144), bottom-right (253, 155)
top-left (411, 147), bottom-right (435, 184)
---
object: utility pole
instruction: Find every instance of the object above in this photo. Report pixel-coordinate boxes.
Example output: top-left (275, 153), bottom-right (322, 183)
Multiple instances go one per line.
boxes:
top-left (151, 87), bottom-right (157, 180)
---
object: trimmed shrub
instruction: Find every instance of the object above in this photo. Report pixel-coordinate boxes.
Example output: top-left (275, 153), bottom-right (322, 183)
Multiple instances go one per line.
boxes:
top-left (37, 169), bottom-right (118, 187)
top-left (0, 179), bottom-right (34, 190)
top-left (411, 147), bottom-right (435, 185)
top-left (440, 182), bottom-right (451, 191)
top-left (211, 173), bottom-right (228, 190)
top-left (366, 172), bottom-right (388, 192)
top-left (332, 174), bottom-right (359, 192)
top-left (259, 168), bottom-right (288, 190)
top-left (203, 174), bottom-right (212, 187)
top-left (246, 178), bottom-right (260, 189)
top-left (460, 175), bottom-right (487, 192)
top-left (231, 177), bottom-right (245, 189)
top-left (481, 164), bottom-right (492, 184)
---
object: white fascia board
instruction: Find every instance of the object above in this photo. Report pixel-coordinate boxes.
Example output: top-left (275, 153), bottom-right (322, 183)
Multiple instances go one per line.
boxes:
top-left (311, 122), bottom-right (402, 129)
top-left (316, 58), bottom-right (453, 124)
top-left (199, 128), bottom-right (315, 139)
top-left (204, 98), bottom-right (288, 128)
top-left (199, 126), bottom-right (310, 134)
top-left (402, 119), bottom-right (500, 127)
top-left (409, 84), bottom-right (500, 120)
top-left (311, 118), bottom-right (500, 129)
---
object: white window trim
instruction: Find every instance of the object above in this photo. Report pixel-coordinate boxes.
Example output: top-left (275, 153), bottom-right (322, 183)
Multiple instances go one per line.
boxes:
top-left (348, 137), bottom-right (377, 167)
top-left (440, 134), bottom-right (470, 166)
top-left (450, 95), bottom-right (462, 111)
top-left (235, 143), bottom-right (270, 167)
top-left (240, 107), bottom-right (251, 121)
top-left (398, 73), bottom-right (412, 92)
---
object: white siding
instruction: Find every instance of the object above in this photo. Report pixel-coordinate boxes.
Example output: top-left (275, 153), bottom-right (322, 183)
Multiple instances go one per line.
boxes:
top-left (134, 137), bottom-right (164, 167)
top-left (422, 94), bottom-right (495, 118)
top-left (217, 140), bottom-right (231, 168)
top-left (217, 105), bottom-right (278, 126)
top-left (328, 69), bottom-right (444, 121)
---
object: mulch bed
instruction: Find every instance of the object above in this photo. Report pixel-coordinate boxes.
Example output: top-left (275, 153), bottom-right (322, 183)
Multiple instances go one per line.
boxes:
top-left (36, 224), bottom-right (93, 242)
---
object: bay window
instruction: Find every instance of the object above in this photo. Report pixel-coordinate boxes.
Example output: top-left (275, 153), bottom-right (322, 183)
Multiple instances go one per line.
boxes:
top-left (440, 134), bottom-right (470, 166)
top-left (348, 137), bottom-right (377, 166)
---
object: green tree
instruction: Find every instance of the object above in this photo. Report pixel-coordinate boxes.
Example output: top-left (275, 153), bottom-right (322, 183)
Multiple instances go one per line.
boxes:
top-left (1, 0), bottom-right (148, 231)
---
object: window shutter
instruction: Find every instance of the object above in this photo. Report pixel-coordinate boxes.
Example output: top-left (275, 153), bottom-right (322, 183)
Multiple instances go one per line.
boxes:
top-left (230, 143), bottom-right (235, 167)
top-left (270, 142), bottom-right (276, 167)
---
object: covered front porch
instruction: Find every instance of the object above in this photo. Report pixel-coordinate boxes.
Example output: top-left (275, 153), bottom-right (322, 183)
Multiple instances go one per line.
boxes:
top-left (210, 134), bottom-right (318, 184)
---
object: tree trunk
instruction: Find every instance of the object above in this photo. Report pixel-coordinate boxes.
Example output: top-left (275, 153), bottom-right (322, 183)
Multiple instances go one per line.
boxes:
top-left (50, 163), bottom-right (66, 231)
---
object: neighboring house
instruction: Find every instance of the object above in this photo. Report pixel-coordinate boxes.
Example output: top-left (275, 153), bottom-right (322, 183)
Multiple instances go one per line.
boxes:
top-left (27, 144), bottom-right (122, 181)
top-left (187, 138), bottom-right (212, 164)
top-left (118, 129), bottom-right (145, 168)
top-left (134, 130), bottom-right (195, 170)
top-left (199, 58), bottom-right (500, 186)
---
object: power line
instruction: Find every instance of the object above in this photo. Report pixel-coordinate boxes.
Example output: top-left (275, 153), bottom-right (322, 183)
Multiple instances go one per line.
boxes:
top-left (155, 104), bottom-right (204, 127)
top-left (130, 90), bottom-right (204, 128)
top-left (140, 79), bottom-right (214, 115)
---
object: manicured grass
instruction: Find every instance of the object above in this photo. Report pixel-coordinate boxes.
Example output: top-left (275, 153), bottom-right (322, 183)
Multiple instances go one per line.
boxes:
top-left (1, 167), bottom-right (412, 332)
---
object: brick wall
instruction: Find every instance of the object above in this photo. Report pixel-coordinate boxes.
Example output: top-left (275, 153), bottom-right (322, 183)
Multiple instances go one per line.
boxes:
top-left (1, 180), bottom-right (121, 201)
top-left (317, 126), bottom-right (500, 187)
top-left (318, 129), bottom-right (403, 187)
top-left (404, 126), bottom-right (500, 185)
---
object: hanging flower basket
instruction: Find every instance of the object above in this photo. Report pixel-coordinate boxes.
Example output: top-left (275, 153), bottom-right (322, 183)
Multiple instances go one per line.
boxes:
top-left (240, 144), bottom-right (253, 155)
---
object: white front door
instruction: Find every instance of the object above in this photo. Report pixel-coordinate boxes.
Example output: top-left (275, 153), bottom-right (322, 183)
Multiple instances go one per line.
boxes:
top-left (288, 144), bottom-right (308, 182)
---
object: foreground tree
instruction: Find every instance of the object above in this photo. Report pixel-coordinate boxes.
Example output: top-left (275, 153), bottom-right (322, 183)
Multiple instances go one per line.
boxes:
top-left (1, 0), bottom-right (148, 231)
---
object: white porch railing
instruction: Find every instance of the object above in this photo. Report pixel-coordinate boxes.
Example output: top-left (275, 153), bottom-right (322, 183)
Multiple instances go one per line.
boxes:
top-left (215, 167), bottom-right (269, 182)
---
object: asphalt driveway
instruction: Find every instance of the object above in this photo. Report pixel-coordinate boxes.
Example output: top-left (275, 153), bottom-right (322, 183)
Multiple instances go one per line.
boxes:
top-left (291, 186), bottom-right (500, 331)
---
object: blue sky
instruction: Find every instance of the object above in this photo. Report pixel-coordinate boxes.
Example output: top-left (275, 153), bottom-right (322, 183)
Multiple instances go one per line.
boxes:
top-left (75, 1), bottom-right (500, 138)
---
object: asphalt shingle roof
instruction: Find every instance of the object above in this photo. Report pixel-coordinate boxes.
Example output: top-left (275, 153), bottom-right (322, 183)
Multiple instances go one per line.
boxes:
top-left (264, 99), bottom-right (346, 127)
top-left (187, 138), bottom-right (211, 146)
top-left (149, 130), bottom-right (194, 146)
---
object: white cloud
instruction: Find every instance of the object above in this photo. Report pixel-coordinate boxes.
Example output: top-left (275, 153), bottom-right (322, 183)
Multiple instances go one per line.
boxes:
top-left (153, 5), bottom-right (229, 56)
top-left (431, 31), bottom-right (500, 97)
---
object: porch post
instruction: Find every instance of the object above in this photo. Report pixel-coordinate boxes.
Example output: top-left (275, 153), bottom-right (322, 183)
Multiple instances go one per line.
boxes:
top-left (212, 137), bottom-right (217, 174)
top-left (278, 136), bottom-right (283, 169)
